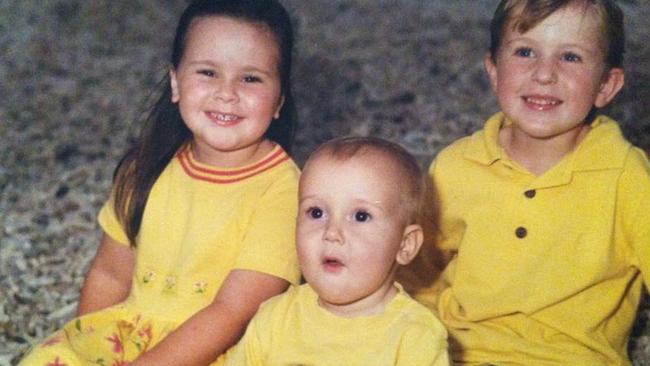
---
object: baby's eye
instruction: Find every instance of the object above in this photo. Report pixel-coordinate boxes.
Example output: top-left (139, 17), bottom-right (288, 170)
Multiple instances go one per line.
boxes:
top-left (354, 210), bottom-right (371, 222)
top-left (197, 69), bottom-right (215, 77)
top-left (514, 47), bottom-right (534, 58)
top-left (243, 75), bottom-right (262, 83)
top-left (562, 52), bottom-right (582, 63)
top-left (306, 207), bottom-right (324, 219)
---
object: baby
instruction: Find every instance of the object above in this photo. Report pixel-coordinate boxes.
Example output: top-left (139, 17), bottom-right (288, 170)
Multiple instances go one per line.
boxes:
top-left (226, 136), bottom-right (450, 365)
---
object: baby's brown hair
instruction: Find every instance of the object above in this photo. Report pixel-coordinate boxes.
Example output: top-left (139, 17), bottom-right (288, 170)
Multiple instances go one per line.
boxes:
top-left (304, 136), bottom-right (426, 226)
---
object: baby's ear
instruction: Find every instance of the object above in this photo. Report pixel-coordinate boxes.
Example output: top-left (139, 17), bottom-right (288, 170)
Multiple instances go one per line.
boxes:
top-left (595, 67), bottom-right (625, 108)
top-left (396, 224), bottom-right (424, 266)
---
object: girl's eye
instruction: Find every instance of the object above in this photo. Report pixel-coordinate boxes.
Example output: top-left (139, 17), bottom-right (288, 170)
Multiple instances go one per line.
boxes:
top-left (243, 75), bottom-right (262, 83)
top-left (514, 47), bottom-right (533, 58)
top-left (307, 207), bottom-right (324, 219)
top-left (354, 210), bottom-right (371, 222)
top-left (562, 52), bottom-right (582, 63)
top-left (198, 69), bottom-right (215, 77)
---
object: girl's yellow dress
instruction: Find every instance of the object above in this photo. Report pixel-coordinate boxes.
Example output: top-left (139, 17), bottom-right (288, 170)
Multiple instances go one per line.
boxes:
top-left (20, 145), bottom-right (301, 366)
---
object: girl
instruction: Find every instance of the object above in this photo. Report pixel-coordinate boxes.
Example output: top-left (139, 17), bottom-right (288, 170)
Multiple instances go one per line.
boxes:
top-left (20, 0), bottom-right (300, 365)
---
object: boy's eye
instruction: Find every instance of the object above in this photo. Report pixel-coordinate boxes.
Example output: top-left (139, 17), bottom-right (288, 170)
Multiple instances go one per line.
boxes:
top-left (307, 207), bottom-right (324, 219)
top-left (562, 52), bottom-right (582, 63)
top-left (354, 210), bottom-right (371, 222)
top-left (514, 47), bottom-right (533, 58)
top-left (243, 75), bottom-right (262, 83)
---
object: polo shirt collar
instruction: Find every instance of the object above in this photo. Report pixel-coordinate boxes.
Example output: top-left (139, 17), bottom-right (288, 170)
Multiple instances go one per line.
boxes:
top-left (463, 112), bottom-right (631, 188)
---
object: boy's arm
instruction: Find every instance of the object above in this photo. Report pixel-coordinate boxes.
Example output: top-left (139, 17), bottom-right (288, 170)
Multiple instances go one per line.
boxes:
top-left (130, 269), bottom-right (288, 366)
top-left (77, 233), bottom-right (135, 315)
top-left (626, 149), bottom-right (650, 285)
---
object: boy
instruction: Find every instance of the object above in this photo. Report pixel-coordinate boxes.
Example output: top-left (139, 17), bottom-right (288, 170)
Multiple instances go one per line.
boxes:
top-left (226, 137), bottom-right (450, 365)
top-left (411, 0), bottom-right (650, 364)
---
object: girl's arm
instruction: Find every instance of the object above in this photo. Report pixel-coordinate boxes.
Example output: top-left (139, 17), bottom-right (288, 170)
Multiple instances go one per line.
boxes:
top-left (131, 269), bottom-right (289, 366)
top-left (77, 233), bottom-right (135, 316)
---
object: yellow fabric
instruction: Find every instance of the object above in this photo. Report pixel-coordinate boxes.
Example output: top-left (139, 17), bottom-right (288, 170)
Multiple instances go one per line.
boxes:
top-left (225, 283), bottom-right (450, 366)
top-left (20, 144), bottom-right (301, 366)
top-left (411, 113), bottom-right (650, 365)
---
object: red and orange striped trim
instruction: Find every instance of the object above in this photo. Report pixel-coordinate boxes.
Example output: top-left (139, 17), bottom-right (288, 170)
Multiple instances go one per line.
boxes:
top-left (177, 145), bottom-right (290, 184)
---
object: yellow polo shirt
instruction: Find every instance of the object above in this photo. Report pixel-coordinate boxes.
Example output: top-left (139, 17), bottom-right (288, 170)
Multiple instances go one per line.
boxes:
top-left (413, 113), bottom-right (650, 365)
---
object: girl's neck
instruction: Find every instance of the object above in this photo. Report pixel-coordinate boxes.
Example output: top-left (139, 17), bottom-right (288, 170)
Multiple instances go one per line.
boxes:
top-left (190, 139), bottom-right (274, 168)
top-left (499, 124), bottom-right (590, 176)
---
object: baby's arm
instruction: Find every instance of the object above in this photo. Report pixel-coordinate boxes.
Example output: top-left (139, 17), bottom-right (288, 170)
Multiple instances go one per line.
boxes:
top-left (77, 233), bottom-right (135, 315)
top-left (130, 269), bottom-right (289, 366)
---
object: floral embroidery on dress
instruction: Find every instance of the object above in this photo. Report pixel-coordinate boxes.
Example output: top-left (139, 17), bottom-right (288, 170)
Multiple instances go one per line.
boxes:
top-left (46, 357), bottom-right (67, 366)
top-left (193, 281), bottom-right (207, 293)
top-left (106, 333), bottom-right (124, 354)
top-left (142, 270), bottom-right (156, 284)
top-left (164, 276), bottom-right (176, 290)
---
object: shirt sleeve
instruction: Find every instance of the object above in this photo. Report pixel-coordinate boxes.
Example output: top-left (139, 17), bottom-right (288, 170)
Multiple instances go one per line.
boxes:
top-left (97, 193), bottom-right (130, 246)
top-left (222, 299), bottom-right (274, 366)
top-left (234, 169), bottom-right (301, 285)
top-left (395, 322), bottom-right (451, 366)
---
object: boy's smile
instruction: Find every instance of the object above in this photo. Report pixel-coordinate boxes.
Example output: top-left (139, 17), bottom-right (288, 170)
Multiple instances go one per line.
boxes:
top-left (485, 2), bottom-right (624, 161)
top-left (522, 94), bottom-right (562, 111)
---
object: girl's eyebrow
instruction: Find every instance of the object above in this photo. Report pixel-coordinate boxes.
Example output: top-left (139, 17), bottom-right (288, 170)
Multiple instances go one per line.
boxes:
top-left (185, 60), bottom-right (276, 76)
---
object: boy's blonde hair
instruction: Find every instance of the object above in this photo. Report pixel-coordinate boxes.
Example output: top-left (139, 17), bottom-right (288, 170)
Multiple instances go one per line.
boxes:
top-left (490, 0), bottom-right (625, 68)
top-left (304, 136), bottom-right (426, 225)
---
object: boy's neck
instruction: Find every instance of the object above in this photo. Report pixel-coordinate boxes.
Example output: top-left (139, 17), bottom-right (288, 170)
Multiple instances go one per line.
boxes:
top-left (317, 282), bottom-right (399, 318)
top-left (499, 123), bottom-right (591, 176)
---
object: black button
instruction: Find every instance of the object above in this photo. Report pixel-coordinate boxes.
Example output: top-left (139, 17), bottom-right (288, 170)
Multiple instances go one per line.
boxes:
top-left (515, 227), bottom-right (527, 238)
top-left (524, 190), bottom-right (536, 198)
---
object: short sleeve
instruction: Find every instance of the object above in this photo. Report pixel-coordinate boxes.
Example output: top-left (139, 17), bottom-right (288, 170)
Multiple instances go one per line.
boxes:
top-left (222, 298), bottom-right (276, 366)
top-left (97, 194), bottom-right (130, 246)
top-left (234, 170), bottom-right (300, 284)
top-left (395, 322), bottom-right (450, 366)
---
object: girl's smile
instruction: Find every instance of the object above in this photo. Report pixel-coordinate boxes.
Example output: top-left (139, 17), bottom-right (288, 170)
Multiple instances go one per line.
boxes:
top-left (206, 111), bottom-right (242, 125)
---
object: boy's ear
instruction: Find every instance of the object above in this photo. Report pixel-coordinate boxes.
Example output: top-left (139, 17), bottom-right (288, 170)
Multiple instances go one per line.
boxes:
top-left (594, 67), bottom-right (625, 108)
top-left (484, 53), bottom-right (499, 93)
top-left (170, 69), bottom-right (180, 103)
top-left (396, 224), bottom-right (424, 266)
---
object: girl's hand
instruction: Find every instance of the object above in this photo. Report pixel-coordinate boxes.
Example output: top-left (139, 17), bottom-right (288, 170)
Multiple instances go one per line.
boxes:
top-left (77, 233), bottom-right (135, 316)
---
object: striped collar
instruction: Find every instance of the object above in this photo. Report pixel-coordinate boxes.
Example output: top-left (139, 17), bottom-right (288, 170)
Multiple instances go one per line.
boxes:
top-left (177, 144), bottom-right (290, 184)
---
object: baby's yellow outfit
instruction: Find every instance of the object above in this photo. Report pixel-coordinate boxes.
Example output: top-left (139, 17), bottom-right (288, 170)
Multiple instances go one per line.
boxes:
top-left (225, 283), bottom-right (450, 366)
top-left (20, 144), bottom-right (301, 366)
top-left (413, 113), bottom-right (650, 365)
